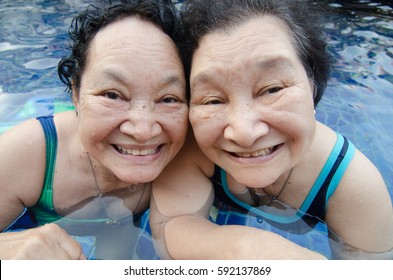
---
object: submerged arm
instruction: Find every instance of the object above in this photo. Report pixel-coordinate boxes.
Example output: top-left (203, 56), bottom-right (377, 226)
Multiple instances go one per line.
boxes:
top-left (163, 215), bottom-right (326, 259)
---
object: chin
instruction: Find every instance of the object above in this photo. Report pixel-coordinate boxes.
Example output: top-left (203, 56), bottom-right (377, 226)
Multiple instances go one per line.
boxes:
top-left (231, 170), bottom-right (278, 188)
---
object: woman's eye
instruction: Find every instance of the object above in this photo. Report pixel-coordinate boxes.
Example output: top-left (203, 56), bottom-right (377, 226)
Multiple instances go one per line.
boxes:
top-left (161, 96), bottom-right (180, 104)
top-left (204, 99), bottom-right (223, 105)
top-left (266, 86), bottom-right (284, 94)
top-left (103, 92), bottom-right (120, 100)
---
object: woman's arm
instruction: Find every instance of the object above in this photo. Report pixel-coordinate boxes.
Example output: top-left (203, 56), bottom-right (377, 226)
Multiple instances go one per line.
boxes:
top-left (0, 118), bottom-right (84, 260)
top-left (163, 215), bottom-right (326, 259)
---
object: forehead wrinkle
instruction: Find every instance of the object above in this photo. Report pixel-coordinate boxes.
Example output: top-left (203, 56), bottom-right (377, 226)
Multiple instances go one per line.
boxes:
top-left (195, 15), bottom-right (298, 62)
top-left (200, 32), bottom-right (265, 66)
top-left (88, 17), bottom-right (179, 63)
top-left (92, 42), bottom-right (168, 63)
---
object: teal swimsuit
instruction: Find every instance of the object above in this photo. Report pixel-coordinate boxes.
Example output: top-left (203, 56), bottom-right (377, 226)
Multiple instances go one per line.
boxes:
top-left (5, 115), bottom-right (159, 259)
top-left (211, 132), bottom-right (355, 232)
top-left (29, 115), bottom-right (138, 226)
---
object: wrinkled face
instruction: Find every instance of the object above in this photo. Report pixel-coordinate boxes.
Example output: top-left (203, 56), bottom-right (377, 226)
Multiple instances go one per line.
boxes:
top-left (189, 16), bottom-right (316, 188)
top-left (74, 17), bottom-right (188, 184)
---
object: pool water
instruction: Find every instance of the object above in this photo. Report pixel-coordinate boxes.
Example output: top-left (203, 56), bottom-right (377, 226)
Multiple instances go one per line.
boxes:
top-left (0, 0), bottom-right (89, 132)
top-left (315, 0), bottom-right (393, 201)
top-left (1, 0), bottom-right (392, 259)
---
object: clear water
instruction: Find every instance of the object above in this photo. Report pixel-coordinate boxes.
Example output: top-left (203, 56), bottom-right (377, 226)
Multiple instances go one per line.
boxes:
top-left (1, 0), bottom-right (392, 259)
top-left (0, 0), bottom-right (90, 131)
top-left (315, 0), bottom-right (393, 201)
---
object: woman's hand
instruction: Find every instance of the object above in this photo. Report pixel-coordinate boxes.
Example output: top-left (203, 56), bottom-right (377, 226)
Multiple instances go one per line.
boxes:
top-left (0, 223), bottom-right (85, 260)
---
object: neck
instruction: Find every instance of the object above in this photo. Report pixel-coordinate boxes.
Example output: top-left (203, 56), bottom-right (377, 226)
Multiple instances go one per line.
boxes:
top-left (250, 168), bottom-right (293, 198)
top-left (85, 152), bottom-right (128, 194)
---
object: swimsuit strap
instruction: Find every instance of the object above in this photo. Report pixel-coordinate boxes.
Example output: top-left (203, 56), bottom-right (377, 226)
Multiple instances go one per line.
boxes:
top-left (300, 132), bottom-right (355, 220)
top-left (36, 115), bottom-right (58, 211)
top-left (32, 115), bottom-right (138, 225)
top-left (32, 115), bottom-right (61, 224)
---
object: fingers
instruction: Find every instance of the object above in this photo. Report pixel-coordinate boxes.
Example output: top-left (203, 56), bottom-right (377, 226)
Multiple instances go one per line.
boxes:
top-left (44, 224), bottom-right (85, 260)
top-left (1, 223), bottom-right (85, 260)
top-left (38, 223), bottom-right (85, 260)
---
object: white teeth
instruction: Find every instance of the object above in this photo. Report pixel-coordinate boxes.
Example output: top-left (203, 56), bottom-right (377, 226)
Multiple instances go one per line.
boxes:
top-left (235, 147), bottom-right (274, 158)
top-left (116, 146), bottom-right (158, 156)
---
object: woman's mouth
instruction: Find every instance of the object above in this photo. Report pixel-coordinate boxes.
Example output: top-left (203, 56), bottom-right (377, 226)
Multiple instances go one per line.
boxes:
top-left (230, 144), bottom-right (282, 158)
top-left (113, 145), bottom-right (162, 156)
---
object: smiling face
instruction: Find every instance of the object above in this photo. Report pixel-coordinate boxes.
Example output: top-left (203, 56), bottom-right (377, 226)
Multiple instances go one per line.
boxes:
top-left (74, 17), bottom-right (188, 185)
top-left (189, 16), bottom-right (316, 188)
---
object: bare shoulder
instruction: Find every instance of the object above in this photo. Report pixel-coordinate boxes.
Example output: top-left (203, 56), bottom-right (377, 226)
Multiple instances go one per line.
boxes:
top-left (152, 130), bottom-right (215, 217)
top-left (326, 130), bottom-right (390, 210)
top-left (324, 132), bottom-right (393, 252)
top-left (0, 118), bottom-right (47, 228)
top-left (330, 147), bottom-right (390, 211)
top-left (0, 112), bottom-right (75, 205)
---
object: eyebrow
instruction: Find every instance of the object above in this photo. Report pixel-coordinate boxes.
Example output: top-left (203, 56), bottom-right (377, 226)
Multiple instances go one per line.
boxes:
top-left (161, 75), bottom-right (186, 89)
top-left (191, 72), bottom-right (212, 89)
top-left (256, 56), bottom-right (296, 72)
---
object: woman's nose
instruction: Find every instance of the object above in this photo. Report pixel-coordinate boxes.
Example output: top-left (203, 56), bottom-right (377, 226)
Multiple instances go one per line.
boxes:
top-left (223, 105), bottom-right (269, 147)
top-left (120, 103), bottom-right (162, 142)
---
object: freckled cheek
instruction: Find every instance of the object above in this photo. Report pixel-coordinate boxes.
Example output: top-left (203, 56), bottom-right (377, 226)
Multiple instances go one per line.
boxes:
top-left (190, 108), bottom-right (224, 144)
top-left (165, 109), bottom-right (189, 137)
top-left (190, 108), bottom-right (204, 126)
top-left (190, 107), bottom-right (223, 124)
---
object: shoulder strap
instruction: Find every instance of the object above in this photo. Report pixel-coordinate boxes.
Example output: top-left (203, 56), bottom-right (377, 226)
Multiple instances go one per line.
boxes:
top-left (32, 115), bottom-right (58, 222)
top-left (301, 132), bottom-right (355, 220)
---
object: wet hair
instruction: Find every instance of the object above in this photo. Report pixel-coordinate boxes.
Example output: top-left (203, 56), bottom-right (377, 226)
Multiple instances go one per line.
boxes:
top-left (180, 0), bottom-right (331, 106)
top-left (58, 0), bottom-right (186, 97)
